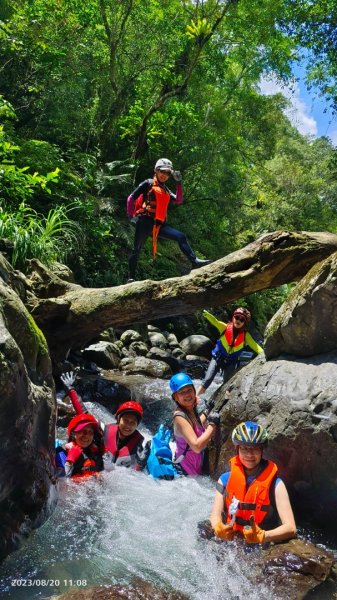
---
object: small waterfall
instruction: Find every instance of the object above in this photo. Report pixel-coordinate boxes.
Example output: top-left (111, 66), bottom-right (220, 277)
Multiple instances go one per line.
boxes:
top-left (0, 375), bottom-right (278, 599)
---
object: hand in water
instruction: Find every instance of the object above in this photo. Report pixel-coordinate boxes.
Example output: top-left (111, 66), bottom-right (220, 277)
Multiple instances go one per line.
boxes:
top-left (213, 522), bottom-right (235, 541)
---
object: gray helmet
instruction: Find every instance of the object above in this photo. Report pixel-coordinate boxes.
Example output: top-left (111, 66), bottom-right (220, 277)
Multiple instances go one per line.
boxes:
top-left (155, 158), bottom-right (173, 172)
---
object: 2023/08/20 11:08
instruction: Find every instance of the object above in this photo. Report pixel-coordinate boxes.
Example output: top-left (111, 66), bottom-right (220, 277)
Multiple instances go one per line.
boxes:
top-left (11, 579), bottom-right (87, 587)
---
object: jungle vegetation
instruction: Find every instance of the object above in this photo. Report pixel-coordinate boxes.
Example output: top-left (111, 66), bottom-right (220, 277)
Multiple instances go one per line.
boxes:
top-left (0, 0), bottom-right (336, 328)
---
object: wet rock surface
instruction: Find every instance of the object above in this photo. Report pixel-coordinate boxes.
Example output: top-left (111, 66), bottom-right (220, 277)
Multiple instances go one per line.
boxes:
top-left (264, 252), bottom-right (337, 359)
top-left (53, 578), bottom-right (190, 600)
top-left (259, 538), bottom-right (335, 598)
top-left (0, 255), bottom-right (57, 561)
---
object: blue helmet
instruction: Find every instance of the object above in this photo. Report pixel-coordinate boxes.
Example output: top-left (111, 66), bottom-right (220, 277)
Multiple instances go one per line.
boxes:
top-left (169, 372), bottom-right (194, 394)
top-left (232, 421), bottom-right (268, 446)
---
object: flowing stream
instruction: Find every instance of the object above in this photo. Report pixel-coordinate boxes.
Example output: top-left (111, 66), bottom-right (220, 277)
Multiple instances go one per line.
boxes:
top-left (0, 376), bottom-right (333, 599)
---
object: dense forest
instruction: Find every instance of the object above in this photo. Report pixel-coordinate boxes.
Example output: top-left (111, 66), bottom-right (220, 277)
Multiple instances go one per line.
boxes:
top-left (1, 0), bottom-right (336, 329)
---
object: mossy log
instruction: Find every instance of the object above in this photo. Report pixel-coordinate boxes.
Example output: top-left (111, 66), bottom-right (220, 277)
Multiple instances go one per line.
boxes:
top-left (27, 230), bottom-right (337, 361)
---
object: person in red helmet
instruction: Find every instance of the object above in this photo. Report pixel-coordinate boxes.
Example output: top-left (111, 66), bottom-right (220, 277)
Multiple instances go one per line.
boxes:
top-left (126, 158), bottom-right (211, 283)
top-left (196, 308), bottom-right (263, 397)
top-left (65, 413), bottom-right (105, 478)
top-left (61, 373), bottom-right (147, 469)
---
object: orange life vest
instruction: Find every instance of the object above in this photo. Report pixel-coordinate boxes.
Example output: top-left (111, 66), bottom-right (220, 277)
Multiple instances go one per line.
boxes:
top-left (225, 456), bottom-right (278, 531)
top-left (134, 178), bottom-right (171, 221)
top-left (134, 178), bottom-right (171, 257)
top-left (66, 442), bottom-right (104, 479)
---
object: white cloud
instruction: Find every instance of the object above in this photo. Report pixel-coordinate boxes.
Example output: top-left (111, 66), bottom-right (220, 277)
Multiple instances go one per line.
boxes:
top-left (259, 76), bottom-right (318, 137)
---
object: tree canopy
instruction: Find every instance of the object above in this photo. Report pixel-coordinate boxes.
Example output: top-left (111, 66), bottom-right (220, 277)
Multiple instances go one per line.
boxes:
top-left (1, 0), bottom-right (336, 328)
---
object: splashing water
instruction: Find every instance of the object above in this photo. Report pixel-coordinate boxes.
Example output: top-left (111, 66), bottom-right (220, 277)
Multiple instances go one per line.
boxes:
top-left (0, 469), bottom-right (277, 600)
top-left (0, 375), bottom-right (278, 599)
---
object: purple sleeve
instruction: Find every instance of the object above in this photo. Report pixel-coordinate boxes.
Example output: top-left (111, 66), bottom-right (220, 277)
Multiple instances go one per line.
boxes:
top-left (171, 182), bottom-right (183, 205)
top-left (127, 194), bottom-right (135, 217)
top-left (126, 180), bottom-right (152, 217)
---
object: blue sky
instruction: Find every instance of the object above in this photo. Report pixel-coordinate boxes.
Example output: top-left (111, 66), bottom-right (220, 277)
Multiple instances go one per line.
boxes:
top-left (259, 61), bottom-right (337, 146)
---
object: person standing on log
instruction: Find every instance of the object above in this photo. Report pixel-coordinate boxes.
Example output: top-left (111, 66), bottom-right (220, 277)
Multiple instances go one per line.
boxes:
top-left (210, 421), bottom-right (296, 543)
top-left (196, 307), bottom-right (263, 397)
top-left (126, 158), bottom-right (211, 283)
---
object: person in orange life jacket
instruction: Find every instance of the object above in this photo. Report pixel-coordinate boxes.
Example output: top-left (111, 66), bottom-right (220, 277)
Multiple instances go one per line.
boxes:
top-left (60, 372), bottom-right (148, 470)
top-left (65, 413), bottom-right (105, 478)
top-left (126, 158), bottom-right (211, 283)
top-left (170, 372), bottom-right (220, 476)
top-left (209, 421), bottom-right (296, 544)
top-left (196, 307), bottom-right (263, 397)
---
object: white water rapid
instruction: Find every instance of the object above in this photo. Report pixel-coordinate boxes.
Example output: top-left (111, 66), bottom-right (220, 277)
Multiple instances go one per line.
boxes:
top-left (0, 376), bottom-right (281, 599)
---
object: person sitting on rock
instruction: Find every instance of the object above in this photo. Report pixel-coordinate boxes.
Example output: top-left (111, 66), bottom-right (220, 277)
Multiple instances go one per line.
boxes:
top-left (126, 157), bottom-right (211, 283)
top-left (196, 308), bottom-right (263, 397)
top-left (210, 421), bottom-right (296, 543)
top-left (170, 372), bottom-right (220, 476)
top-left (61, 372), bottom-right (148, 470)
top-left (65, 413), bottom-right (105, 478)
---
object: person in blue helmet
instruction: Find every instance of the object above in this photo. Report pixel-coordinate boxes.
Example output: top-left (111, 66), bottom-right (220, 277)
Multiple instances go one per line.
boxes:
top-left (170, 372), bottom-right (220, 476)
top-left (210, 421), bottom-right (296, 543)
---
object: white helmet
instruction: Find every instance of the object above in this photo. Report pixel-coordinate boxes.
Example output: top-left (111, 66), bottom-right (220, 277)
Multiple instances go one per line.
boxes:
top-left (155, 158), bottom-right (173, 172)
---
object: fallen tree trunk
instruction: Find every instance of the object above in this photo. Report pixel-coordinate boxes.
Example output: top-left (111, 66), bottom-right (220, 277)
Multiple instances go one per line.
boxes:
top-left (27, 230), bottom-right (337, 361)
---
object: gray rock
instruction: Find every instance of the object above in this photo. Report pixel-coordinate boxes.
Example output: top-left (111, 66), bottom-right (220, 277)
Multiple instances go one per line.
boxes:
top-left (171, 347), bottom-right (186, 359)
top-left (146, 347), bottom-right (181, 371)
top-left (0, 255), bottom-right (56, 560)
top-left (180, 334), bottom-right (213, 359)
top-left (129, 340), bottom-right (149, 356)
top-left (265, 252), bottom-right (337, 358)
top-left (99, 327), bottom-right (116, 343)
top-left (120, 329), bottom-right (142, 345)
top-left (147, 331), bottom-right (168, 349)
top-left (119, 356), bottom-right (172, 378)
top-left (259, 538), bottom-right (335, 598)
top-left (147, 324), bottom-right (161, 333)
top-left (82, 341), bottom-right (121, 369)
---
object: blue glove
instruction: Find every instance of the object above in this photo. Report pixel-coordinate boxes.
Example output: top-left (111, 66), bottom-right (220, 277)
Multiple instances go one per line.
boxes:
top-left (128, 216), bottom-right (139, 225)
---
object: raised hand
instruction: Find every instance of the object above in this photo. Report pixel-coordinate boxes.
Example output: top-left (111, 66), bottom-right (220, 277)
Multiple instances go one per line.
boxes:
top-left (60, 371), bottom-right (77, 391)
top-left (243, 515), bottom-right (265, 544)
top-left (172, 170), bottom-right (182, 182)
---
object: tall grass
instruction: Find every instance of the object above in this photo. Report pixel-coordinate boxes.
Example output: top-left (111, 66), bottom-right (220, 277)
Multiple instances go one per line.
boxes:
top-left (0, 202), bottom-right (81, 270)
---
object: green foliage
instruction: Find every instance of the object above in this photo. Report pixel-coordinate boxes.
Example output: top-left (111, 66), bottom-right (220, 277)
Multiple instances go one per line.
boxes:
top-left (0, 0), bottom-right (336, 324)
top-left (0, 202), bottom-right (80, 269)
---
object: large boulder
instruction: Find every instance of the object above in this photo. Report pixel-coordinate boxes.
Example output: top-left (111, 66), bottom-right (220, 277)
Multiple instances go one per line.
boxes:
top-left (265, 252), bottom-right (337, 359)
top-left (0, 255), bottom-right (56, 560)
top-left (211, 351), bottom-right (337, 531)
top-left (82, 341), bottom-right (121, 369)
top-left (179, 334), bottom-right (213, 359)
top-left (119, 356), bottom-right (172, 378)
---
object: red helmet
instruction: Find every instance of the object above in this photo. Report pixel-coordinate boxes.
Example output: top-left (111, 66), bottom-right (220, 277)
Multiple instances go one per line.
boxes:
top-left (115, 401), bottom-right (143, 423)
top-left (232, 307), bottom-right (251, 323)
top-left (67, 413), bottom-right (99, 439)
